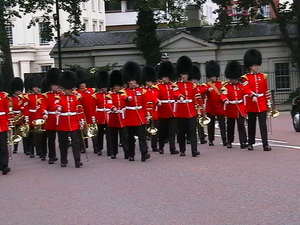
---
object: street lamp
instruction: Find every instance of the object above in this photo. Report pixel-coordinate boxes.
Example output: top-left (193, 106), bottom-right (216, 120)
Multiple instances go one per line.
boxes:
top-left (54, 0), bottom-right (62, 70)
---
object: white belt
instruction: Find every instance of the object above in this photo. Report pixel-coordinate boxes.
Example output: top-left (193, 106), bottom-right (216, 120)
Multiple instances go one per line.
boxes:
top-left (96, 108), bottom-right (109, 112)
top-left (177, 99), bottom-right (193, 103)
top-left (0, 112), bottom-right (6, 116)
top-left (60, 112), bottom-right (77, 116)
top-left (29, 109), bottom-right (37, 113)
top-left (254, 93), bottom-right (264, 97)
top-left (228, 100), bottom-right (243, 104)
top-left (47, 111), bottom-right (57, 115)
top-left (110, 108), bottom-right (126, 114)
top-left (126, 106), bottom-right (142, 110)
top-left (13, 110), bottom-right (21, 114)
top-left (160, 100), bottom-right (175, 104)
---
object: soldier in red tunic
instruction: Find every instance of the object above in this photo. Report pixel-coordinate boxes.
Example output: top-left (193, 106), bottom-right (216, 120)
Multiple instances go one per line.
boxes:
top-left (0, 80), bottom-right (11, 175)
top-left (190, 65), bottom-right (207, 144)
top-left (23, 76), bottom-right (47, 159)
top-left (221, 61), bottom-right (252, 149)
top-left (9, 78), bottom-right (24, 154)
top-left (106, 70), bottom-right (129, 159)
top-left (94, 71), bottom-right (109, 156)
top-left (44, 68), bottom-right (62, 164)
top-left (57, 71), bottom-right (83, 168)
top-left (175, 56), bottom-right (200, 157)
top-left (122, 61), bottom-right (150, 162)
top-left (243, 49), bottom-right (272, 151)
top-left (142, 65), bottom-right (160, 152)
top-left (205, 61), bottom-right (227, 147)
top-left (157, 61), bottom-right (179, 155)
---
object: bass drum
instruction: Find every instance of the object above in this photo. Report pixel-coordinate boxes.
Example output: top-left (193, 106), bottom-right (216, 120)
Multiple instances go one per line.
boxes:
top-left (293, 113), bottom-right (300, 132)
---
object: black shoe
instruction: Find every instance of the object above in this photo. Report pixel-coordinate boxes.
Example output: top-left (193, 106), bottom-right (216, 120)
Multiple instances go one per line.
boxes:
top-left (180, 152), bottom-right (186, 157)
top-left (248, 144), bottom-right (254, 151)
top-left (227, 143), bottom-right (232, 149)
top-left (25, 152), bottom-right (30, 155)
top-left (240, 143), bottom-right (247, 149)
top-left (209, 142), bottom-right (214, 146)
top-left (30, 154), bottom-right (35, 158)
top-left (152, 148), bottom-right (158, 152)
top-left (170, 150), bottom-right (179, 155)
top-left (192, 151), bottom-right (200, 157)
top-left (129, 157), bottom-right (135, 161)
top-left (187, 140), bottom-right (191, 144)
top-left (2, 167), bottom-right (11, 175)
top-left (223, 142), bottom-right (227, 146)
top-left (41, 157), bottom-right (46, 161)
top-left (141, 153), bottom-right (150, 162)
top-left (263, 145), bottom-right (272, 151)
top-left (159, 149), bottom-right (164, 154)
top-left (75, 162), bottom-right (82, 168)
top-left (48, 160), bottom-right (54, 165)
top-left (111, 155), bottom-right (116, 159)
top-left (80, 150), bottom-right (86, 153)
top-left (61, 164), bottom-right (67, 168)
top-left (13, 150), bottom-right (17, 154)
top-left (200, 140), bottom-right (207, 144)
top-left (98, 151), bottom-right (102, 156)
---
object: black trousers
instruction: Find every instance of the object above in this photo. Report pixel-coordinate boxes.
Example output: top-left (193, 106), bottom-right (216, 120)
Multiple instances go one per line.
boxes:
top-left (150, 120), bottom-right (159, 151)
top-left (46, 130), bottom-right (57, 160)
top-left (197, 123), bottom-right (206, 142)
top-left (248, 111), bottom-right (269, 147)
top-left (207, 114), bottom-right (227, 144)
top-left (108, 127), bottom-right (128, 157)
top-left (93, 124), bottom-right (107, 154)
top-left (33, 132), bottom-right (47, 157)
top-left (0, 132), bottom-right (9, 170)
top-left (58, 130), bottom-right (81, 165)
top-left (158, 118), bottom-right (177, 152)
top-left (23, 133), bottom-right (34, 155)
top-left (127, 125), bottom-right (148, 158)
top-left (227, 117), bottom-right (247, 145)
top-left (177, 117), bottom-right (198, 154)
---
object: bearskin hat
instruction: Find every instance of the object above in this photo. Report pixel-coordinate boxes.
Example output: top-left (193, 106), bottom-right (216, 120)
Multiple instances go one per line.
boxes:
top-left (206, 60), bottom-right (220, 78)
top-left (74, 68), bottom-right (90, 86)
top-left (176, 56), bottom-right (193, 77)
top-left (10, 77), bottom-right (24, 93)
top-left (41, 78), bottom-right (49, 93)
top-left (225, 60), bottom-right (242, 79)
top-left (158, 61), bottom-right (175, 80)
top-left (122, 61), bottom-right (141, 84)
top-left (244, 48), bottom-right (262, 68)
top-left (110, 70), bottom-right (123, 88)
top-left (24, 76), bottom-right (41, 91)
top-left (96, 71), bottom-right (109, 89)
top-left (189, 65), bottom-right (201, 81)
top-left (142, 65), bottom-right (157, 83)
top-left (46, 68), bottom-right (61, 86)
top-left (60, 71), bottom-right (77, 90)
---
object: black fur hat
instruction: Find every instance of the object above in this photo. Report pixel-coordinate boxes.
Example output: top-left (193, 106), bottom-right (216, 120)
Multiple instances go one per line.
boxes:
top-left (46, 68), bottom-right (61, 86)
top-left (24, 76), bottom-right (41, 91)
top-left (10, 77), bottom-right (24, 93)
top-left (142, 65), bottom-right (157, 83)
top-left (74, 68), bottom-right (90, 86)
top-left (206, 60), bottom-right (220, 78)
top-left (244, 48), bottom-right (262, 68)
top-left (122, 61), bottom-right (141, 84)
top-left (96, 71), bottom-right (109, 89)
top-left (189, 65), bottom-right (201, 81)
top-left (158, 61), bottom-right (175, 80)
top-left (41, 78), bottom-right (49, 93)
top-left (110, 70), bottom-right (123, 88)
top-left (176, 56), bottom-right (193, 76)
top-left (225, 60), bottom-right (242, 79)
top-left (60, 71), bottom-right (77, 89)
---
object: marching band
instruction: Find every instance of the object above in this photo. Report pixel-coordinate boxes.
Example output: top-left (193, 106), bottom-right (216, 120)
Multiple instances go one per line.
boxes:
top-left (0, 48), bottom-right (276, 174)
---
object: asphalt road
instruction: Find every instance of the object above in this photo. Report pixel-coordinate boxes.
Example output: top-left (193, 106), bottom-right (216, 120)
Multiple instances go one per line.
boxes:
top-left (1, 112), bottom-right (300, 225)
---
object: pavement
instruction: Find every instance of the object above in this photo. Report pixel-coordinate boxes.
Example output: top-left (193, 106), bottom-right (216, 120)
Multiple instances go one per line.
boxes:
top-left (1, 112), bottom-right (300, 225)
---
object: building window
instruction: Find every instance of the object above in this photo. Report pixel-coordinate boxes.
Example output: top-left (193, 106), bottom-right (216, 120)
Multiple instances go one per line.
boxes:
top-left (39, 22), bottom-right (52, 45)
top-left (41, 65), bottom-right (52, 72)
top-left (5, 24), bottom-right (13, 45)
top-left (275, 63), bottom-right (290, 91)
top-left (83, 19), bottom-right (89, 31)
top-left (105, 0), bottom-right (121, 12)
top-left (92, 20), bottom-right (98, 31)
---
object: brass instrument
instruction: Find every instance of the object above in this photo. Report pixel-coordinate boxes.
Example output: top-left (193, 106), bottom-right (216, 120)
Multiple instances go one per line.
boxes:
top-left (268, 90), bottom-right (280, 118)
top-left (197, 115), bottom-right (211, 127)
top-left (7, 114), bottom-right (27, 145)
top-left (80, 120), bottom-right (98, 139)
top-left (147, 120), bottom-right (158, 136)
top-left (32, 119), bottom-right (46, 133)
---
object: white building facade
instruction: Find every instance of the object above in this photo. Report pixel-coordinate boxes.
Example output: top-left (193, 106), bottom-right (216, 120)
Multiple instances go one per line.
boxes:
top-left (8, 0), bottom-right (106, 79)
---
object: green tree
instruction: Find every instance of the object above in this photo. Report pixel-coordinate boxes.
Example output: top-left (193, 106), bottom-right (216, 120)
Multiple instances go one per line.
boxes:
top-left (0, 0), bottom-right (88, 90)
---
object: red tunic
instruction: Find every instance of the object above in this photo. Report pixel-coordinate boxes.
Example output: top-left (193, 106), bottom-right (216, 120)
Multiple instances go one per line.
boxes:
top-left (76, 88), bottom-right (96, 124)
top-left (144, 86), bottom-right (159, 121)
top-left (23, 93), bottom-right (47, 127)
top-left (124, 88), bottom-right (147, 126)
top-left (157, 83), bottom-right (178, 119)
top-left (57, 94), bottom-right (82, 131)
top-left (106, 91), bottom-right (127, 128)
top-left (243, 73), bottom-right (270, 113)
top-left (0, 92), bottom-right (10, 132)
top-left (94, 92), bottom-right (108, 125)
top-left (44, 91), bottom-right (62, 131)
top-left (220, 82), bottom-right (252, 118)
top-left (205, 81), bottom-right (225, 116)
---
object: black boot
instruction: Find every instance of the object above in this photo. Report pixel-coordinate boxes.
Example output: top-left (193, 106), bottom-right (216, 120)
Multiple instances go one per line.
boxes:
top-left (240, 143), bottom-right (247, 149)
top-left (170, 150), bottom-right (179, 155)
top-left (209, 141), bottom-right (214, 146)
top-left (263, 145), bottom-right (272, 151)
top-left (248, 144), bottom-right (254, 151)
top-left (180, 152), bottom-right (186, 157)
top-left (159, 149), bottom-right (164, 154)
top-left (141, 153), bottom-right (150, 162)
top-left (192, 151), bottom-right (200, 157)
top-left (227, 143), bottom-right (232, 149)
top-left (2, 167), bottom-right (11, 175)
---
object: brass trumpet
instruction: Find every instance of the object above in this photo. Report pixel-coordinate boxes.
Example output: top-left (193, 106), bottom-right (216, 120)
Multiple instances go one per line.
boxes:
top-left (32, 119), bottom-right (46, 133)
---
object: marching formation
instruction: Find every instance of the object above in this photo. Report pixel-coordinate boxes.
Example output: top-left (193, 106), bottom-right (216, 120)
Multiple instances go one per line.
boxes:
top-left (0, 49), bottom-right (277, 175)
